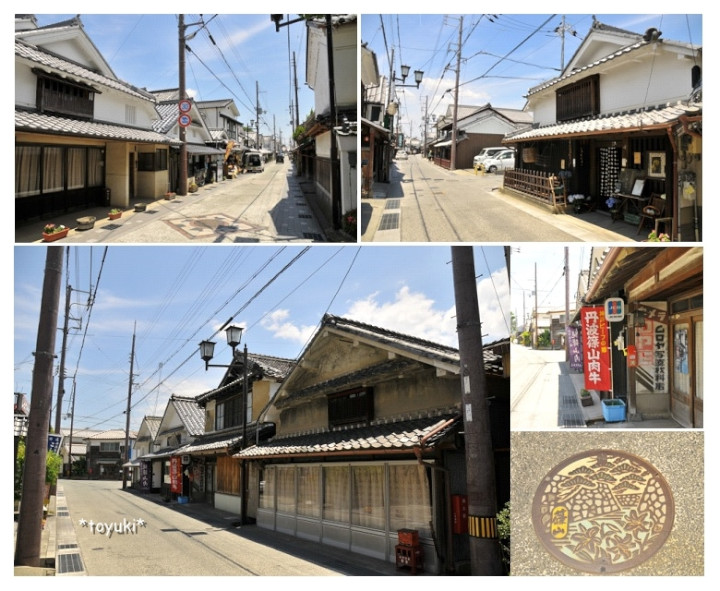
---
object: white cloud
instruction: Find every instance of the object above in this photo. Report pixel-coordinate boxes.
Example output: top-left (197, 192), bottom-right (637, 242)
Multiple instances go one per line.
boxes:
top-left (260, 309), bottom-right (317, 344)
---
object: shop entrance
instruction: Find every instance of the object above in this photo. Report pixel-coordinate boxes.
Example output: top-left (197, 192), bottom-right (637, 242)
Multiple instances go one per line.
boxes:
top-left (670, 293), bottom-right (703, 427)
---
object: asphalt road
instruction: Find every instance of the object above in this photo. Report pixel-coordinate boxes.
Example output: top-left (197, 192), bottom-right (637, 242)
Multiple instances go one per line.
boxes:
top-left (362, 155), bottom-right (637, 243)
top-left (60, 479), bottom-right (343, 576)
top-left (510, 344), bottom-right (567, 430)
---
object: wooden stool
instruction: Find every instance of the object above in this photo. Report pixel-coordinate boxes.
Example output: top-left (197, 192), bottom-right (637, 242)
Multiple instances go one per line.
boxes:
top-left (395, 544), bottom-right (423, 574)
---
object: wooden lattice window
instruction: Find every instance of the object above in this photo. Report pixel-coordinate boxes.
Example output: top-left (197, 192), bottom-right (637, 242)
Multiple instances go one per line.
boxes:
top-left (556, 74), bottom-right (600, 122)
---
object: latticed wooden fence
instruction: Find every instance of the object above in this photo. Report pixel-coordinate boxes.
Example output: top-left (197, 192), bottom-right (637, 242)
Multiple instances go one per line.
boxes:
top-left (503, 169), bottom-right (567, 210)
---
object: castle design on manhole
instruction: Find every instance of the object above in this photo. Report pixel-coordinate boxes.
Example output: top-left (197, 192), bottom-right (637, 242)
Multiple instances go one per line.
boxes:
top-left (532, 449), bottom-right (674, 574)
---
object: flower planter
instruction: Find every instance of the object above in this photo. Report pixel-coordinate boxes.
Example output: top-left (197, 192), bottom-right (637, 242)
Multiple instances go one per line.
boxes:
top-left (134, 203), bottom-right (147, 212)
top-left (108, 211), bottom-right (122, 220)
top-left (581, 396), bottom-right (594, 407)
top-left (42, 228), bottom-right (69, 242)
top-left (602, 399), bottom-right (626, 422)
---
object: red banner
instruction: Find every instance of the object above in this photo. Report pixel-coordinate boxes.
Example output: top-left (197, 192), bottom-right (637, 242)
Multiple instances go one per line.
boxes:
top-left (170, 456), bottom-right (183, 493)
top-left (581, 307), bottom-right (611, 390)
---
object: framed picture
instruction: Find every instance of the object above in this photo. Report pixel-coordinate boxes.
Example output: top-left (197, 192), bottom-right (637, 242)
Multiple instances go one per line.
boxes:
top-left (631, 178), bottom-right (645, 197)
top-left (648, 151), bottom-right (666, 178)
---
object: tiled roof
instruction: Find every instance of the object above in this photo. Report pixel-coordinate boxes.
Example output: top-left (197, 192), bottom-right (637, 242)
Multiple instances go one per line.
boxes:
top-left (85, 429), bottom-right (137, 441)
top-left (180, 423), bottom-right (274, 455)
top-left (504, 101), bottom-right (701, 143)
top-left (16, 109), bottom-right (180, 144)
top-left (15, 39), bottom-right (155, 102)
top-left (235, 413), bottom-right (461, 459)
top-left (170, 396), bottom-right (205, 436)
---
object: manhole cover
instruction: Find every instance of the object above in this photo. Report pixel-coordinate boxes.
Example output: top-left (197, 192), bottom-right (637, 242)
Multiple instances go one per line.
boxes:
top-left (532, 449), bottom-right (674, 574)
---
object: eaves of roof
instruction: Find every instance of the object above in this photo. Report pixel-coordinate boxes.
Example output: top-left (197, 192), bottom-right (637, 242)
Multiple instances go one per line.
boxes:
top-left (234, 413), bottom-right (461, 460)
top-left (504, 101), bottom-right (701, 143)
top-left (16, 109), bottom-right (180, 145)
top-left (15, 39), bottom-right (156, 103)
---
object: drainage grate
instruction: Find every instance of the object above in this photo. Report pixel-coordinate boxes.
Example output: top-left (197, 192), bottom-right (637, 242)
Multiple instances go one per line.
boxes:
top-left (57, 511), bottom-right (70, 517)
top-left (58, 544), bottom-right (78, 550)
top-left (102, 223), bottom-right (122, 230)
top-left (296, 201), bottom-right (307, 206)
top-left (57, 553), bottom-right (84, 574)
top-left (385, 199), bottom-right (402, 209)
top-left (298, 214), bottom-right (313, 219)
top-left (303, 232), bottom-right (324, 241)
top-left (378, 213), bottom-right (400, 231)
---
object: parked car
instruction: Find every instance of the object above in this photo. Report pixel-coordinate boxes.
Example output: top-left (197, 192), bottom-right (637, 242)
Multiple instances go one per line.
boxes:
top-left (395, 150), bottom-right (408, 160)
top-left (242, 150), bottom-right (264, 172)
top-left (473, 146), bottom-right (506, 168)
top-left (275, 153), bottom-right (284, 163)
top-left (483, 149), bottom-right (516, 173)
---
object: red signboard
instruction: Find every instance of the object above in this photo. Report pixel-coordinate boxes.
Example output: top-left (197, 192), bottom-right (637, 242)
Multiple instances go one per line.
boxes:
top-left (170, 456), bottom-right (183, 493)
top-left (627, 345), bottom-right (638, 368)
top-left (581, 307), bottom-right (611, 390)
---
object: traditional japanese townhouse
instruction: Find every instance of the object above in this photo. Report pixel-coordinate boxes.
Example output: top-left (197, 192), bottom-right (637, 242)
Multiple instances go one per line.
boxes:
top-left (14, 15), bottom-right (179, 224)
top-left (195, 98), bottom-right (246, 175)
top-left (183, 352), bottom-right (295, 511)
top-left (502, 19), bottom-right (702, 241)
top-left (85, 429), bottom-right (136, 480)
top-left (129, 415), bottom-right (161, 491)
top-left (361, 43), bottom-right (392, 197)
top-left (151, 89), bottom-right (226, 190)
top-left (296, 15), bottom-right (357, 232)
top-left (431, 104), bottom-right (532, 170)
top-left (236, 314), bottom-right (510, 574)
top-left (59, 427), bottom-right (101, 477)
top-left (145, 395), bottom-right (205, 500)
top-left (577, 246), bottom-right (703, 427)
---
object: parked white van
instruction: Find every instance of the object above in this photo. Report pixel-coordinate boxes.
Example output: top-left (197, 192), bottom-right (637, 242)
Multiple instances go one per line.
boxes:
top-left (242, 150), bottom-right (264, 173)
top-left (472, 146), bottom-right (506, 168)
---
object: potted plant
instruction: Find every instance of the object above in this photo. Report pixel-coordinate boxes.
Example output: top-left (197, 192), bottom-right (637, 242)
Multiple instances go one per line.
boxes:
top-left (579, 388), bottom-right (593, 406)
top-left (647, 230), bottom-right (671, 242)
top-left (42, 223), bottom-right (69, 242)
top-left (342, 209), bottom-right (357, 238)
top-left (108, 208), bottom-right (122, 220)
top-left (188, 181), bottom-right (198, 193)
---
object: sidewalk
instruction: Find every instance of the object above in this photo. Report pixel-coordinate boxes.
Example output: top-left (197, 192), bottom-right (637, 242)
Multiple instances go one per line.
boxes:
top-left (557, 361), bottom-right (684, 428)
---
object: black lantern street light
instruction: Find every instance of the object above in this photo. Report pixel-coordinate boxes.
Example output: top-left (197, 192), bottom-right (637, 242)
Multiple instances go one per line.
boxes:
top-left (199, 324), bottom-right (249, 524)
top-left (395, 64), bottom-right (424, 88)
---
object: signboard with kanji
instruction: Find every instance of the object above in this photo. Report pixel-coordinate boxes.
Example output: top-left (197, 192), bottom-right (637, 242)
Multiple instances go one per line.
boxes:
top-left (581, 307), bottom-right (611, 390)
top-left (140, 461), bottom-right (151, 491)
top-left (170, 456), bottom-right (183, 493)
top-left (48, 433), bottom-right (63, 454)
top-left (567, 325), bottom-right (583, 372)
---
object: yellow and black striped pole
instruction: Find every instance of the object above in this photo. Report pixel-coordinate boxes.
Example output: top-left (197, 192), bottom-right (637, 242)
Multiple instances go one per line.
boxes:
top-left (468, 515), bottom-right (498, 539)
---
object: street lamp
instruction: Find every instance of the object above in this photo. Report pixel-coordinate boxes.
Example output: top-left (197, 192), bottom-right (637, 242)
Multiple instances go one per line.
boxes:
top-left (199, 325), bottom-right (244, 370)
top-left (198, 324), bottom-right (249, 524)
top-left (394, 65), bottom-right (424, 88)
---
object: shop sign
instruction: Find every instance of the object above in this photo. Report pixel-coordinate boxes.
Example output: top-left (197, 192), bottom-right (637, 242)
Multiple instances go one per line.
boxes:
top-left (604, 297), bottom-right (625, 321)
top-left (627, 345), bottom-right (638, 367)
top-left (140, 461), bottom-right (151, 491)
top-left (170, 456), bottom-right (183, 493)
top-left (566, 325), bottom-right (583, 372)
top-left (635, 316), bottom-right (668, 393)
top-left (581, 307), bottom-right (611, 390)
top-left (48, 433), bottom-right (63, 453)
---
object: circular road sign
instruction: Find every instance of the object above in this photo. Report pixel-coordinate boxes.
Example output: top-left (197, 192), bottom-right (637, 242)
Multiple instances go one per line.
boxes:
top-left (178, 114), bottom-right (191, 128)
top-left (179, 99), bottom-right (192, 113)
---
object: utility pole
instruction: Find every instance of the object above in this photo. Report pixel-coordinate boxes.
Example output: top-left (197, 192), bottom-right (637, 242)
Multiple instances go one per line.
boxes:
top-left (256, 81), bottom-right (261, 150)
top-left (54, 280), bottom-right (71, 434)
top-left (565, 247), bottom-right (570, 361)
top-left (451, 246), bottom-right (502, 575)
top-left (326, 14), bottom-right (342, 230)
top-left (534, 262), bottom-right (539, 349)
top-left (15, 246), bottom-right (64, 568)
top-left (240, 344), bottom-right (249, 524)
top-left (123, 324), bottom-right (136, 490)
top-left (293, 51), bottom-right (300, 143)
top-left (450, 16), bottom-right (463, 170)
top-left (178, 15), bottom-right (188, 196)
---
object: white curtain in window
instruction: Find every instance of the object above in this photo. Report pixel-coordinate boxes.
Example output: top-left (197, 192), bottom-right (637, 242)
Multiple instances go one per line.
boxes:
top-left (15, 146), bottom-right (41, 197)
top-left (323, 465), bottom-right (350, 523)
top-left (42, 146), bottom-right (64, 193)
top-left (297, 466), bottom-right (321, 517)
top-left (87, 148), bottom-right (104, 187)
top-left (259, 466), bottom-right (275, 509)
top-left (67, 147), bottom-right (86, 190)
top-left (351, 465), bottom-right (385, 530)
top-left (389, 464), bottom-right (432, 537)
top-left (276, 466), bottom-right (296, 514)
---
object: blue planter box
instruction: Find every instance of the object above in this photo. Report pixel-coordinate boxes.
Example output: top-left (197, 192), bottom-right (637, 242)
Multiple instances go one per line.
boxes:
top-left (602, 399), bottom-right (626, 422)
top-left (177, 496), bottom-right (189, 504)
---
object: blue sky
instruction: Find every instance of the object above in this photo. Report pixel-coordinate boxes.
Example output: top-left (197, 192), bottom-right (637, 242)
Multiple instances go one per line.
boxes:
top-left (362, 13), bottom-right (702, 141)
top-left (30, 13), bottom-right (323, 147)
top-left (14, 245), bottom-right (509, 433)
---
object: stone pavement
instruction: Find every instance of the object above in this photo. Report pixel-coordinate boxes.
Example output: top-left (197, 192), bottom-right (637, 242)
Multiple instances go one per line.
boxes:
top-left (16, 165), bottom-right (353, 244)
